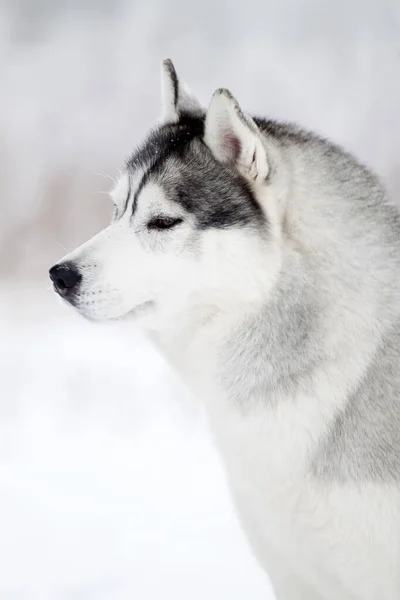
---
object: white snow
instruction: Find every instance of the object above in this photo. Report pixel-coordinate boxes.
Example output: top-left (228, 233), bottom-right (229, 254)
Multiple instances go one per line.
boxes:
top-left (0, 293), bottom-right (275, 599)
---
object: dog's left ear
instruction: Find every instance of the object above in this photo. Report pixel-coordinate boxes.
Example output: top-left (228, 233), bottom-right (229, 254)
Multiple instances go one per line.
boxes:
top-left (161, 59), bottom-right (202, 123)
top-left (204, 88), bottom-right (269, 182)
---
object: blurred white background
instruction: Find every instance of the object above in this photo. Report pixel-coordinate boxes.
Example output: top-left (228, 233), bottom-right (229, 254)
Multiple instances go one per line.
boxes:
top-left (0, 0), bottom-right (399, 598)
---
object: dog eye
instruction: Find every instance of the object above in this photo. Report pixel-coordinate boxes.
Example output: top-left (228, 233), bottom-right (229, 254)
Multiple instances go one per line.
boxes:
top-left (147, 217), bottom-right (183, 231)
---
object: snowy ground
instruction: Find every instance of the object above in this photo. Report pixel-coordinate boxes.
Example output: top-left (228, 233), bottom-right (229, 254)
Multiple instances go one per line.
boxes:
top-left (0, 290), bottom-right (274, 599)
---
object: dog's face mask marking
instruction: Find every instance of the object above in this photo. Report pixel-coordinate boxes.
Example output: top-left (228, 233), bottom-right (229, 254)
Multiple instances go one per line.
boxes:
top-left (50, 60), bottom-right (280, 328)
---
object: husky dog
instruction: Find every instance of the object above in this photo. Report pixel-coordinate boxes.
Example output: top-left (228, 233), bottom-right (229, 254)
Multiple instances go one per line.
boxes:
top-left (50, 60), bottom-right (400, 599)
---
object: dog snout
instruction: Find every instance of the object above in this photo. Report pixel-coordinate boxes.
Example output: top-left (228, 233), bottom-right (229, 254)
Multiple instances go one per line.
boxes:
top-left (49, 262), bottom-right (82, 298)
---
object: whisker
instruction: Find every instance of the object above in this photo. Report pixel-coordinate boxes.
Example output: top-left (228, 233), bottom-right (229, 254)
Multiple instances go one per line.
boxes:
top-left (55, 241), bottom-right (68, 252)
top-left (94, 171), bottom-right (117, 185)
top-left (89, 190), bottom-right (111, 197)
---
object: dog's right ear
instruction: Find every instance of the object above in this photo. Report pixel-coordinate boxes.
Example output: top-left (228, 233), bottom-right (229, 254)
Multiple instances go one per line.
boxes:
top-left (160, 59), bottom-right (202, 123)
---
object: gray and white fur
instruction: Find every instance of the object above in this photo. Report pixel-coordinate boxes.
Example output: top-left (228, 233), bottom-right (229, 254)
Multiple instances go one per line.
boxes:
top-left (50, 59), bottom-right (400, 599)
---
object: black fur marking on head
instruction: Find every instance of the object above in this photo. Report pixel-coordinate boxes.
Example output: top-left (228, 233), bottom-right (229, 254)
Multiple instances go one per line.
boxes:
top-left (122, 176), bottom-right (132, 216)
top-left (126, 114), bottom-right (266, 230)
top-left (130, 172), bottom-right (149, 217)
top-left (127, 114), bottom-right (204, 172)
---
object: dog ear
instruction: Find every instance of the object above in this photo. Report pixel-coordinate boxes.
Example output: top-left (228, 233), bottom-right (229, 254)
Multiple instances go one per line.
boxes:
top-left (160, 59), bottom-right (202, 123)
top-left (204, 88), bottom-right (269, 182)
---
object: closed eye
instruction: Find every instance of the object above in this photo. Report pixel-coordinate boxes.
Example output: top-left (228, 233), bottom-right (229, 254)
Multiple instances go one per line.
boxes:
top-left (147, 216), bottom-right (183, 231)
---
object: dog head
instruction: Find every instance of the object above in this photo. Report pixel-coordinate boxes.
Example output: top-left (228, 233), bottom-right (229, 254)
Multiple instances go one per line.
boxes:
top-left (50, 60), bottom-right (284, 331)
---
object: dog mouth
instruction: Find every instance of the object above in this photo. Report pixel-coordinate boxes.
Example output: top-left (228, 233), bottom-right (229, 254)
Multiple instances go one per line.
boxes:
top-left (91, 300), bottom-right (154, 322)
top-left (58, 294), bottom-right (154, 323)
top-left (49, 263), bottom-right (155, 322)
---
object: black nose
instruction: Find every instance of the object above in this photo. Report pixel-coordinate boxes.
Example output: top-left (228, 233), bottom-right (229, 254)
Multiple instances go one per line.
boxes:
top-left (49, 263), bottom-right (81, 297)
